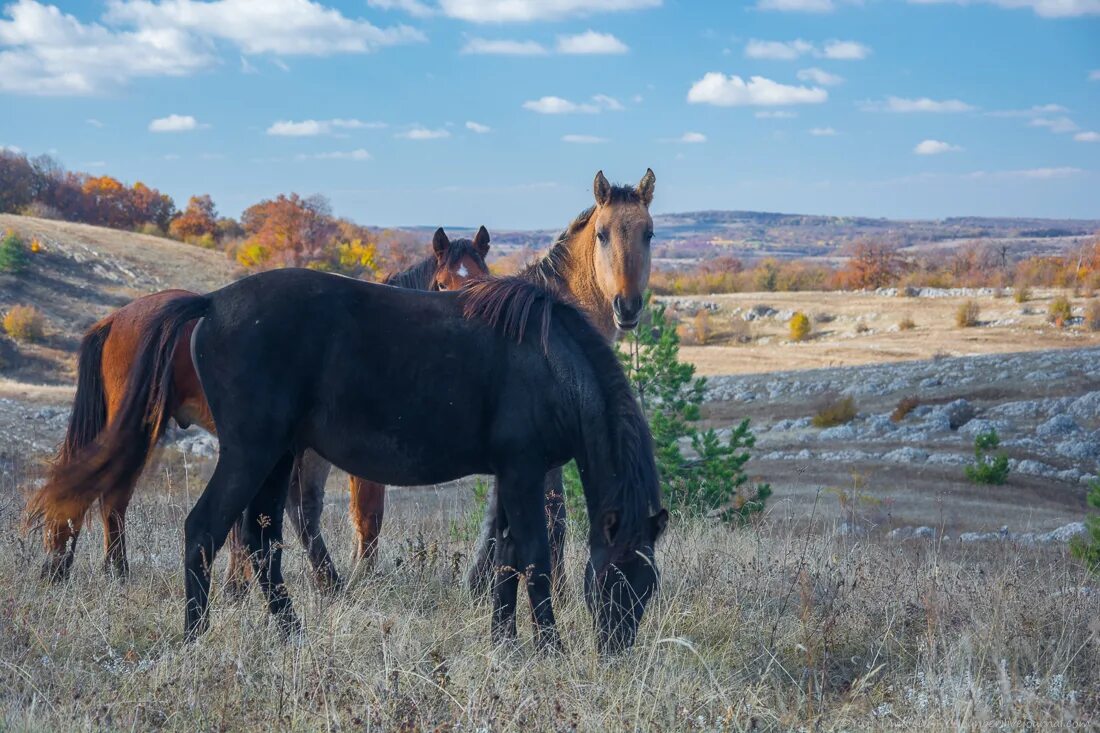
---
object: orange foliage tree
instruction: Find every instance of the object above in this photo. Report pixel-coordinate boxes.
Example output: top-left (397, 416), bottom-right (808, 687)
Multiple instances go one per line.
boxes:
top-left (835, 241), bottom-right (905, 290)
top-left (170, 194), bottom-right (218, 242)
top-left (239, 193), bottom-right (337, 268)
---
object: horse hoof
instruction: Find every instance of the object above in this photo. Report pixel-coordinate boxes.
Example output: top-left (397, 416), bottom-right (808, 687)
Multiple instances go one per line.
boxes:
top-left (40, 558), bottom-right (71, 583)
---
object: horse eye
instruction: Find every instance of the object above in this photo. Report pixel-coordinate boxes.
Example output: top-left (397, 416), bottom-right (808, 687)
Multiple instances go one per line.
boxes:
top-left (597, 230), bottom-right (609, 245)
top-left (644, 230), bottom-right (654, 242)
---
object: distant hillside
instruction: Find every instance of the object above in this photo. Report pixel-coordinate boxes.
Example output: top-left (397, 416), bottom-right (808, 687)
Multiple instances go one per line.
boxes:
top-left (0, 214), bottom-right (237, 384)
top-left (412, 212), bottom-right (1100, 267)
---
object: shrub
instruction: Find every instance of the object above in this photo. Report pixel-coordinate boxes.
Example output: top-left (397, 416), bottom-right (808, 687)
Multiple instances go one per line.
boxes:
top-left (1086, 300), bottom-right (1100, 332)
top-left (891, 396), bottom-right (919, 423)
top-left (3, 305), bottom-right (46, 343)
top-left (812, 395), bottom-right (857, 428)
top-left (956, 300), bottom-right (980, 328)
top-left (854, 322), bottom-right (870, 334)
top-left (789, 311), bottom-right (811, 342)
top-left (897, 316), bottom-right (916, 331)
top-left (566, 298), bottom-right (770, 526)
top-left (1014, 284), bottom-right (1031, 303)
top-left (1048, 295), bottom-right (1073, 327)
top-left (964, 429), bottom-right (1010, 485)
top-left (0, 230), bottom-right (28, 274)
top-left (1069, 480), bottom-right (1100, 572)
top-left (693, 309), bottom-right (711, 345)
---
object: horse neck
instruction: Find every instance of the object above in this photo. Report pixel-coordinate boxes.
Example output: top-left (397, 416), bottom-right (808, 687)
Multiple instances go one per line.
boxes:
top-left (532, 217), bottom-right (617, 341)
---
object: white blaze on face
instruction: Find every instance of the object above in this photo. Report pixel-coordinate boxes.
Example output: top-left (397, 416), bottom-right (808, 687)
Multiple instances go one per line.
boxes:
top-left (456, 263), bottom-right (469, 278)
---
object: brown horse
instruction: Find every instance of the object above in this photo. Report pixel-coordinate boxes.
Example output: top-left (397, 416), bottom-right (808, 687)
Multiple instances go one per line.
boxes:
top-left (27, 227), bottom-right (490, 585)
top-left (338, 169), bottom-right (657, 594)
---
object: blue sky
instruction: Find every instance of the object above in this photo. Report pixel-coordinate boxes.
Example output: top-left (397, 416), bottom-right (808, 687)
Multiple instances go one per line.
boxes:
top-left (0, 0), bottom-right (1097, 229)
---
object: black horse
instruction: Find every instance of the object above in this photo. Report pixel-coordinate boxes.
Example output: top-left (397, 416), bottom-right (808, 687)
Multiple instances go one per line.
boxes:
top-left (66, 269), bottom-right (666, 653)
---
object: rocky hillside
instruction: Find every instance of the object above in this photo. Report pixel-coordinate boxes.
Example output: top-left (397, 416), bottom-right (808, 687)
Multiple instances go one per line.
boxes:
top-left (0, 214), bottom-right (237, 384)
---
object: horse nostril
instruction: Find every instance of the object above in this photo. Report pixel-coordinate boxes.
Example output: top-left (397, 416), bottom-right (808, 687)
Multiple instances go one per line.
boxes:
top-left (613, 295), bottom-right (625, 316)
top-left (626, 295), bottom-right (642, 316)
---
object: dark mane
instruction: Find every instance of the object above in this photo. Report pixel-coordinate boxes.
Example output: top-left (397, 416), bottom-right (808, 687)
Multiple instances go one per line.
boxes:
top-left (459, 277), bottom-right (660, 547)
top-left (383, 237), bottom-right (488, 291)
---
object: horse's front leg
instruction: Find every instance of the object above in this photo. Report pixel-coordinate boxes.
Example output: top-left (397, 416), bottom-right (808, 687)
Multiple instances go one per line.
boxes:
top-left (285, 450), bottom-right (341, 592)
top-left (494, 467), bottom-right (562, 653)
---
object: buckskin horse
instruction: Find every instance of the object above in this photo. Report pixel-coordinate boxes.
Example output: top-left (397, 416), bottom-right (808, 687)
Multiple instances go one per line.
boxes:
top-left (29, 271), bottom-right (668, 654)
top-left (26, 227), bottom-right (490, 587)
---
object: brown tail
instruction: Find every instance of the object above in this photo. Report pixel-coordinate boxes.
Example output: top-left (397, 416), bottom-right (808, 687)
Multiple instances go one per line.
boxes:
top-left (58, 318), bottom-right (112, 462)
top-left (24, 295), bottom-right (211, 530)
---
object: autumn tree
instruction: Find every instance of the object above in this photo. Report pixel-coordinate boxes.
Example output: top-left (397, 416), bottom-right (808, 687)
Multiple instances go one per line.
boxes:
top-left (836, 241), bottom-right (904, 290)
top-left (130, 182), bottom-right (176, 232)
top-left (239, 193), bottom-right (338, 268)
top-left (170, 194), bottom-right (218, 243)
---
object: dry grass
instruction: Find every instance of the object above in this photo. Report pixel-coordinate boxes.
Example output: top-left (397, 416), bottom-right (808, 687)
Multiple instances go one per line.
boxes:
top-left (955, 300), bottom-right (980, 328)
top-left (897, 316), bottom-right (916, 331)
top-left (812, 395), bottom-right (857, 428)
top-left (2, 305), bottom-right (46, 343)
top-left (1086, 300), bottom-right (1100, 332)
top-left (694, 310), bottom-right (712, 346)
top-left (1048, 295), bottom-right (1073, 328)
top-left (1, 459), bottom-right (1096, 732)
top-left (890, 395), bottom-right (920, 423)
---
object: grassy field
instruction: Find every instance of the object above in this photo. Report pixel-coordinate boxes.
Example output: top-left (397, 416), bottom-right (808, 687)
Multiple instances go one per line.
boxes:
top-left (1, 457), bottom-right (1097, 732)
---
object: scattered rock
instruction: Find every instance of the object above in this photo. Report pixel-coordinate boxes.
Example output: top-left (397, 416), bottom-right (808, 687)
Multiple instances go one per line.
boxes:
top-left (742, 304), bottom-right (777, 321)
top-left (939, 399), bottom-right (975, 430)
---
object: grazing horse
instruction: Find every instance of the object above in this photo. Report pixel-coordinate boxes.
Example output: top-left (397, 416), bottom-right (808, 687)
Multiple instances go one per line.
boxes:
top-left (26, 228), bottom-right (489, 586)
top-left (29, 271), bottom-right (668, 653)
top-left (336, 169), bottom-right (657, 595)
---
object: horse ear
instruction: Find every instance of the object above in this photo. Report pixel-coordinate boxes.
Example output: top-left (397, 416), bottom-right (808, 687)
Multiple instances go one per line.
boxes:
top-left (636, 168), bottom-right (656, 208)
top-left (473, 225), bottom-right (491, 257)
top-left (593, 170), bottom-right (612, 206)
top-left (601, 510), bottom-right (619, 545)
top-left (651, 508), bottom-right (669, 539)
top-left (432, 227), bottom-right (449, 257)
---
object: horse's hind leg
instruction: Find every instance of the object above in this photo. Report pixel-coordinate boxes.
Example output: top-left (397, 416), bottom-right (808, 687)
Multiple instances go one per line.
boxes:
top-left (98, 478), bottom-right (139, 579)
top-left (222, 519), bottom-right (253, 601)
top-left (41, 515), bottom-right (84, 582)
top-left (349, 476), bottom-right (385, 570)
top-left (242, 452), bottom-right (300, 636)
top-left (466, 477), bottom-right (499, 597)
top-left (285, 450), bottom-right (340, 592)
top-left (183, 447), bottom-right (284, 641)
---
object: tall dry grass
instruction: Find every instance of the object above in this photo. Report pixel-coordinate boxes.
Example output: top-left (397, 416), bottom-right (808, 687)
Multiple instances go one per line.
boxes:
top-left (0, 457), bottom-right (1096, 731)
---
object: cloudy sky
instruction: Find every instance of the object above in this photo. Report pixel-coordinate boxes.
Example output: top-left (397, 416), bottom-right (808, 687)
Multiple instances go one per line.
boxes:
top-left (0, 0), bottom-right (1097, 228)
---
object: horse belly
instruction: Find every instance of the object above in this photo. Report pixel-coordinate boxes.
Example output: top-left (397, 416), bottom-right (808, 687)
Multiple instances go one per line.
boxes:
top-left (312, 429), bottom-right (487, 487)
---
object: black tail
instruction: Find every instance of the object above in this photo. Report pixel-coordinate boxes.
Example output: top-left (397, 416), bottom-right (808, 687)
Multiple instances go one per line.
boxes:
top-left (25, 295), bottom-right (210, 529)
top-left (58, 319), bottom-right (112, 462)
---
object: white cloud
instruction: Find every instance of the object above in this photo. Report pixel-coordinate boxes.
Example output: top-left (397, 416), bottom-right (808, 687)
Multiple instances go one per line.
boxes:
top-left (240, 55), bottom-right (257, 74)
top-left (1029, 116), bottom-right (1078, 133)
top-left (0, 144), bottom-right (23, 154)
top-left (556, 30), bottom-right (628, 54)
top-left (1091, 69), bottom-right (1100, 81)
top-left (966, 167), bottom-right (1084, 180)
top-left (809, 126), bottom-right (837, 136)
top-left (297, 149), bottom-right (372, 160)
top-left (821, 40), bottom-right (870, 60)
top-left (1075, 131), bottom-right (1100, 142)
top-left (562, 134), bottom-right (608, 143)
top-left (755, 110), bottom-right (797, 119)
top-left (744, 38), bottom-right (869, 61)
top-left (437, 0), bottom-right (660, 22)
top-left (523, 94), bottom-right (622, 114)
top-left (860, 96), bottom-right (976, 113)
top-left (987, 103), bottom-right (1068, 118)
top-left (687, 73), bottom-right (827, 107)
top-left (106, 0), bottom-right (425, 56)
top-left (744, 39), bottom-right (813, 59)
top-left (465, 121), bottom-right (492, 133)
top-left (461, 38), bottom-right (547, 55)
top-left (914, 139), bottom-right (962, 154)
top-left (679, 131), bottom-right (707, 143)
top-left (149, 113), bottom-right (205, 132)
top-left (396, 126), bottom-right (450, 140)
top-left (0, 0), bottom-right (424, 96)
top-left (266, 118), bottom-right (384, 136)
top-left (907, 0), bottom-right (1099, 18)
top-left (86, 118), bottom-right (104, 128)
top-left (367, 0), bottom-right (435, 17)
top-left (756, 0), bottom-right (835, 11)
top-left (797, 67), bottom-right (843, 85)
